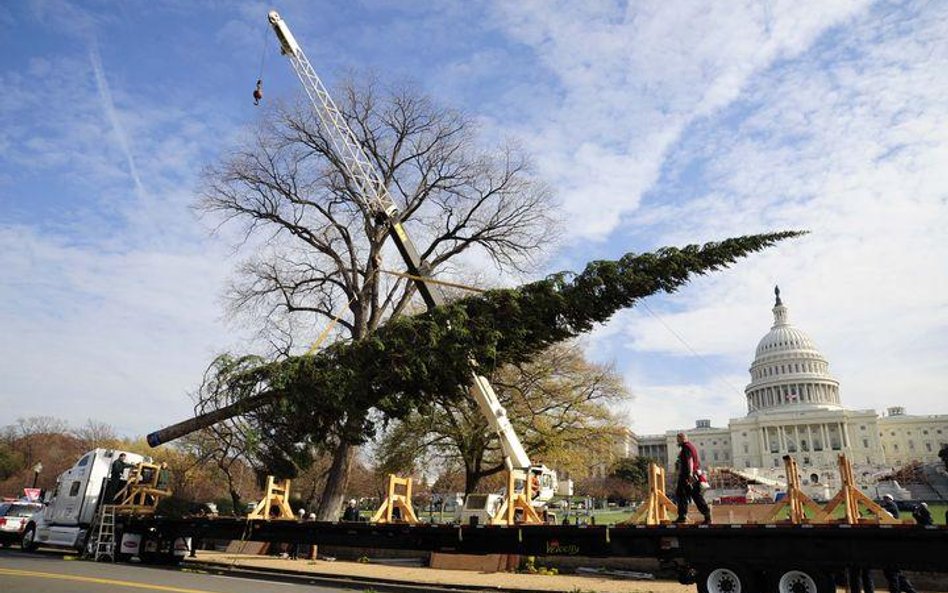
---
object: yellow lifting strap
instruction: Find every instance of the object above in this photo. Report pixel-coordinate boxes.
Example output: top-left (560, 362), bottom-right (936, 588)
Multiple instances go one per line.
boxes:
top-left (379, 269), bottom-right (484, 293)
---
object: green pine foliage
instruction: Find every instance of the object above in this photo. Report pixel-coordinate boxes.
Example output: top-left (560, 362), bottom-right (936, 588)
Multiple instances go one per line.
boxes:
top-left (206, 231), bottom-right (804, 465)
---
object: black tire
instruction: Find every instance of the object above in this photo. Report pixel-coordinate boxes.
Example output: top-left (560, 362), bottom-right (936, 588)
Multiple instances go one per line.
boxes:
top-left (696, 565), bottom-right (756, 593)
top-left (773, 567), bottom-right (834, 593)
top-left (20, 525), bottom-right (38, 552)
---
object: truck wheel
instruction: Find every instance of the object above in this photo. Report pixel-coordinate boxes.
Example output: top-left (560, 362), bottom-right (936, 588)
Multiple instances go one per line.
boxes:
top-left (20, 526), bottom-right (38, 552)
top-left (697, 566), bottom-right (755, 593)
top-left (774, 568), bottom-right (834, 593)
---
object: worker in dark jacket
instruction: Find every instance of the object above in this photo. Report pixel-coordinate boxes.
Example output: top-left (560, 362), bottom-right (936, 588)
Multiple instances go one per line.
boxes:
top-left (879, 494), bottom-right (900, 518)
top-left (911, 502), bottom-right (933, 526)
top-left (107, 453), bottom-right (131, 503)
top-left (674, 432), bottom-right (711, 524)
top-left (342, 499), bottom-right (359, 522)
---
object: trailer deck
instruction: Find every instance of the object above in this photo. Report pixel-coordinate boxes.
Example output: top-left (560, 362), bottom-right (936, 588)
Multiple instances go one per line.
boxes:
top-left (124, 517), bottom-right (947, 572)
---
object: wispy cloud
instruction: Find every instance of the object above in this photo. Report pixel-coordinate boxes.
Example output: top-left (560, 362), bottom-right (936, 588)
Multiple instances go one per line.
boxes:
top-left (88, 41), bottom-right (144, 198)
top-left (490, 0), bottom-right (873, 241)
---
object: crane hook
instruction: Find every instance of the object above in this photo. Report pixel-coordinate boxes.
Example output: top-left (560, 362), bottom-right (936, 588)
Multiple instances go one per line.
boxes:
top-left (253, 79), bottom-right (263, 106)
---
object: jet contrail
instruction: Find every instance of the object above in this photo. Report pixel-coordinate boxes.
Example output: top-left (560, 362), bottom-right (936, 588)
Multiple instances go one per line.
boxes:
top-left (89, 41), bottom-right (144, 197)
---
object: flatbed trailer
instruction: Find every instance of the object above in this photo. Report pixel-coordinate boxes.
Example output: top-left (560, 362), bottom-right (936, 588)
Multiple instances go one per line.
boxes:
top-left (116, 516), bottom-right (947, 593)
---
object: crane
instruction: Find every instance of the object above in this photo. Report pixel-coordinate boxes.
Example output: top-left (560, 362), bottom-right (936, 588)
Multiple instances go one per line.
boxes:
top-left (266, 10), bottom-right (568, 513)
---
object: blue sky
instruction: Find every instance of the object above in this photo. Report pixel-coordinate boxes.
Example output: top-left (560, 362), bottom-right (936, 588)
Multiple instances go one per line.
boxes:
top-left (1, 0), bottom-right (946, 439)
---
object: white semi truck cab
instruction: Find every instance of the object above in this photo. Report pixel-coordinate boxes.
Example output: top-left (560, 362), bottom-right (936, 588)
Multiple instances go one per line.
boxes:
top-left (22, 448), bottom-right (147, 551)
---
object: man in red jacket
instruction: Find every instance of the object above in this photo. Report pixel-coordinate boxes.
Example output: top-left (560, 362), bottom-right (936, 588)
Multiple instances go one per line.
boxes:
top-left (674, 432), bottom-right (711, 524)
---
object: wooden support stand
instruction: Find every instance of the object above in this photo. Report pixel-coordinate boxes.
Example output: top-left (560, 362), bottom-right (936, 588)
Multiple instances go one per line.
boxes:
top-left (114, 462), bottom-right (172, 515)
top-left (822, 454), bottom-right (900, 524)
top-left (248, 476), bottom-right (295, 520)
top-left (764, 456), bottom-right (828, 524)
top-left (491, 470), bottom-right (543, 525)
top-left (371, 474), bottom-right (418, 524)
top-left (625, 463), bottom-right (677, 525)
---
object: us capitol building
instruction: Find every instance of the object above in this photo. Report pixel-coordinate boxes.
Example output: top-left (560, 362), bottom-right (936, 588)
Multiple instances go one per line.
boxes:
top-left (635, 287), bottom-right (947, 494)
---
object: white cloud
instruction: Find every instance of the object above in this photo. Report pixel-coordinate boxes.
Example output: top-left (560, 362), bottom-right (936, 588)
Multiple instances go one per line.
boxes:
top-left (0, 225), bottom-right (242, 436)
top-left (491, 0), bottom-right (872, 240)
top-left (1, 2), bottom-right (254, 436)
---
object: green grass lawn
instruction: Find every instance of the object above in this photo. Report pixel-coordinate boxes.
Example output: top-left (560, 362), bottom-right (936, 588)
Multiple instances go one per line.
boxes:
top-left (564, 502), bottom-right (947, 526)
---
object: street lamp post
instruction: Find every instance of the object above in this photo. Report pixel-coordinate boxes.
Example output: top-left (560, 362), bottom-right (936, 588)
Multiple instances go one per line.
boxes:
top-left (32, 462), bottom-right (43, 489)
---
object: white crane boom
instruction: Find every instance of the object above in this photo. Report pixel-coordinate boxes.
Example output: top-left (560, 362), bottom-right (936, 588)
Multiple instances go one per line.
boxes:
top-left (267, 11), bottom-right (543, 480)
top-left (268, 12), bottom-right (396, 220)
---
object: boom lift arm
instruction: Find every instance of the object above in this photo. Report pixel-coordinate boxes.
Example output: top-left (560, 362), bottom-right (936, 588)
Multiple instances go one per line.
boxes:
top-left (267, 11), bottom-right (555, 499)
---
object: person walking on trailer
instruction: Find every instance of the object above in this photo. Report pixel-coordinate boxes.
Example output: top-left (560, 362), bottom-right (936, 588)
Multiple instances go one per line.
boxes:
top-left (674, 432), bottom-right (712, 524)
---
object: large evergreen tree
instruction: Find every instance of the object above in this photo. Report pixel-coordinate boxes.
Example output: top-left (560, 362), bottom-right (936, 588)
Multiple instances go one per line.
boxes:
top-left (198, 231), bottom-right (804, 493)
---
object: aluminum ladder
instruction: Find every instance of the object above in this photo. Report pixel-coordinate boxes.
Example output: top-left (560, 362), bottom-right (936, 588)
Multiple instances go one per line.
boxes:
top-left (90, 504), bottom-right (117, 562)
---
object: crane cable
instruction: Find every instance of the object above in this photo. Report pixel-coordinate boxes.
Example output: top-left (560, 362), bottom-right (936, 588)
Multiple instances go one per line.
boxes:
top-left (258, 19), bottom-right (270, 80)
top-left (253, 19), bottom-right (270, 105)
top-left (638, 300), bottom-right (745, 398)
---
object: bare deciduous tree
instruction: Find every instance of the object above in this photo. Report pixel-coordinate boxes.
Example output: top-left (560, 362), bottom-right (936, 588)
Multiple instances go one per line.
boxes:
top-left (73, 419), bottom-right (118, 449)
top-left (198, 76), bottom-right (559, 519)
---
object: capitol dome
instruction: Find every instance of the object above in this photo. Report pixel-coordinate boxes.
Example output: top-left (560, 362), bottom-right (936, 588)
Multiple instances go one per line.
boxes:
top-left (744, 287), bottom-right (841, 415)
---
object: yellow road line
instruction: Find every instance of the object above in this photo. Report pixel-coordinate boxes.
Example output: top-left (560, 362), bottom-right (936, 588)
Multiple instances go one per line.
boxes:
top-left (0, 567), bottom-right (222, 593)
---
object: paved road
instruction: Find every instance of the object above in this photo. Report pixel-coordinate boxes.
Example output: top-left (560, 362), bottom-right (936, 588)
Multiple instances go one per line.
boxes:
top-left (0, 550), bottom-right (366, 593)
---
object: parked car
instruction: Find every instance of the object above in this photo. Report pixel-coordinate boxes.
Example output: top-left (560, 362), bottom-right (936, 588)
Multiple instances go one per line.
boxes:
top-left (0, 501), bottom-right (43, 546)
